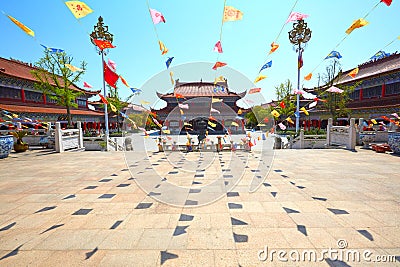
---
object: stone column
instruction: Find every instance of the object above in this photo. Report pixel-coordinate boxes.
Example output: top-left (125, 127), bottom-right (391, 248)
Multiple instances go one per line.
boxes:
top-left (77, 121), bottom-right (83, 149)
top-left (348, 118), bottom-right (356, 150)
top-left (55, 122), bottom-right (63, 152)
top-left (327, 118), bottom-right (333, 146)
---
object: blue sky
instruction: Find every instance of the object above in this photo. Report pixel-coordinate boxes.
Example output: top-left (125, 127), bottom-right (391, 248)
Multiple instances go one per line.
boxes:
top-left (1, 0), bottom-right (399, 108)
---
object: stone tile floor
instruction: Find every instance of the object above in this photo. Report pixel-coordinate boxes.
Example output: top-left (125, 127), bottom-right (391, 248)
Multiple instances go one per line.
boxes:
top-left (0, 148), bottom-right (399, 266)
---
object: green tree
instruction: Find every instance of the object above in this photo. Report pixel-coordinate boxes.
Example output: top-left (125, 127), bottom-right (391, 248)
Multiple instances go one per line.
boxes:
top-left (107, 85), bottom-right (128, 133)
top-left (31, 51), bottom-right (86, 127)
top-left (315, 59), bottom-right (359, 120)
top-left (245, 106), bottom-right (270, 128)
top-left (274, 79), bottom-right (296, 118)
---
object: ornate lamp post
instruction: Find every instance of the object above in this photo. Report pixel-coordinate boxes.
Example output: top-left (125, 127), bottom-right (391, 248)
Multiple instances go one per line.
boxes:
top-left (90, 16), bottom-right (113, 145)
top-left (288, 19), bottom-right (311, 133)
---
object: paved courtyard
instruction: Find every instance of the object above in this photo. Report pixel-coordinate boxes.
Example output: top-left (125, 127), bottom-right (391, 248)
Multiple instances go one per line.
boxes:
top-left (0, 147), bottom-right (399, 266)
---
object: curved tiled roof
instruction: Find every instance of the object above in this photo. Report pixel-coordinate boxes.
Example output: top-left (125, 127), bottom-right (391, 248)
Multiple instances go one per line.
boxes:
top-left (157, 81), bottom-right (246, 99)
top-left (0, 103), bottom-right (104, 116)
top-left (0, 57), bottom-right (100, 95)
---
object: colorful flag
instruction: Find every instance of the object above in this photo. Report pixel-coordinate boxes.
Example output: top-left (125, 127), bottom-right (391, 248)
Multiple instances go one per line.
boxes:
top-left (166, 57), bottom-right (174, 68)
top-left (325, 51), bottom-right (342, 59)
top-left (259, 60), bottom-right (272, 73)
top-left (271, 110), bottom-right (280, 118)
top-left (83, 82), bottom-right (92, 88)
top-left (119, 75), bottom-right (130, 88)
top-left (99, 94), bottom-right (108, 105)
top-left (278, 123), bottom-right (286, 130)
top-left (184, 122), bottom-right (192, 127)
top-left (254, 75), bottom-right (267, 83)
top-left (304, 73), bottom-right (312, 81)
top-left (298, 50), bottom-right (303, 69)
top-left (108, 59), bottom-right (117, 72)
top-left (65, 64), bottom-right (83, 72)
top-left (237, 109), bottom-right (243, 115)
top-left (40, 44), bottom-right (64, 53)
top-left (248, 88), bottom-right (261, 94)
top-left (214, 76), bottom-right (225, 84)
top-left (231, 121), bottom-right (239, 127)
top-left (212, 61), bottom-right (227, 70)
top-left (371, 119), bottom-right (377, 124)
top-left (286, 12), bottom-right (309, 23)
top-left (211, 107), bottom-right (220, 114)
top-left (223, 6), bottom-right (243, 22)
top-left (159, 40), bottom-right (168, 55)
top-left (279, 101), bottom-right (285, 109)
top-left (169, 71), bottom-right (174, 85)
top-left (130, 88), bottom-right (142, 94)
top-left (152, 117), bottom-right (163, 128)
top-left (6, 15), bottom-right (35, 37)
top-left (286, 117), bottom-right (294, 124)
top-left (180, 109), bottom-right (184, 115)
top-left (65, 1), bottom-right (93, 19)
top-left (150, 8), bottom-right (166, 24)
top-left (348, 67), bottom-right (359, 78)
top-left (345, 18), bottom-right (369, 34)
top-left (109, 103), bottom-right (117, 112)
top-left (140, 100), bottom-right (151, 105)
top-left (209, 115), bottom-right (217, 121)
top-left (370, 51), bottom-right (390, 60)
top-left (103, 61), bottom-right (119, 88)
top-left (179, 103), bottom-right (189, 109)
top-left (269, 42), bottom-right (279, 54)
top-left (326, 86), bottom-right (344, 93)
top-left (302, 92), bottom-right (317, 99)
top-left (381, 0), bottom-right (392, 6)
top-left (175, 93), bottom-right (185, 99)
top-left (212, 98), bottom-right (223, 103)
top-left (309, 101), bottom-right (318, 108)
top-left (163, 129), bottom-right (171, 134)
top-left (93, 39), bottom-right (115, 51)
top-left (300, 107), bottom-right (309, 115)
top-left (391, 113), bottom-right (399, 119)
top-left (213, 41), bottom-right (223, 53)
top-left (208, 121), bottom-right (216, 128)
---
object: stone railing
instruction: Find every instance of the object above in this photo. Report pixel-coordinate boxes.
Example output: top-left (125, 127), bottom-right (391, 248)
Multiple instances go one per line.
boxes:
top-left (290, 130), bottom-right (327, 149)
top-left (55, 122), bottom-right (83, 152)
top-left (327, 118), bottom-right (356, 150)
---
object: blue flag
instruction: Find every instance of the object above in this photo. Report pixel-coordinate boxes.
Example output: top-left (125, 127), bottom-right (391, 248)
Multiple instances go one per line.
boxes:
top-left (166, 57), bottom-right (174, 68)
top-left (130, 88), bottom-right (142, 94)
top-left (259, 60), bottom-right (272, 72)
top-left (370, 51), bottom-right (390, 60)
top-left (325, 51), bottom-right (342, 60)
top-left (40, 44), bottom-right (64, 53)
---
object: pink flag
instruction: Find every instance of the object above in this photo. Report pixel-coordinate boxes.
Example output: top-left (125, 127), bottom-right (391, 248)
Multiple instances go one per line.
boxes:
top-left (83, 82), bottom-right (92, 88)
top-left (150, 8), bottom-right (166, 24)
top-left (278, 123), bottom-right (286, 130)
top-left (286, 12), bottom-right (309, 23)
top-left (213, 40), bottom-right (223, 53)
top-left (326, 86), bottom-right (344, 93)
top-left (108, 59), bottom-right (117, 72)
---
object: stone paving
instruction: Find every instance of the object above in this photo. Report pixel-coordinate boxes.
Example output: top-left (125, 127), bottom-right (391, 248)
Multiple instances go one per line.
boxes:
top-left (0, 147), bottom-right (399, 266)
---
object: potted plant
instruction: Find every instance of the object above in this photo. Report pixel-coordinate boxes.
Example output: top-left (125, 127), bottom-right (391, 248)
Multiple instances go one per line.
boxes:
top-left (11, 130), bottom-right (29, 152)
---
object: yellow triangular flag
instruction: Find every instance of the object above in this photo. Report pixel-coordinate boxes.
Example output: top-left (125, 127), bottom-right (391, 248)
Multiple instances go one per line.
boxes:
top-left (231, 121), bottom-right (239, 127)
top-left (348, 67), bottom-right (359, 78)
top-left (300, 107), bottom-right (309, 116)
top-left (162, 129), bottom-right (170, 134)
top-left (271, 110), bottom-right (280, 118)
top-left (119, 75), bottom-right (130, 88)
top-left (65, 64), bottom-right (83, 72)
top-left (371, 119), bottom-right (377, 124)
top-left (214, 76), bottom-right (225, 84)
top-left (345, 18), bottom-right (369, 35)
top-left (304, 73), bottom-right (312, 81)
top-left (7, 15), bottom-right (34, 37)
top-left (109, 103), bottom-right (117, 112)
top-left (286, 117), bottom-right (294, 124)
top-left (159, 40), bottom-right (168, 55)
top-left (223, 6), bottom-right (243, 22)
top-left (169, 71), bottom-right (174, 85)
top-left (254, 75), bottom-right (267, 83)
top-left (208, 121), bottom-right (216, 128)
top-left (212, 98), bottom-right (223, 103)
top-left (238, 109), bottom-right (243, 115)
top-left (65, 1), bottom-right (93, 19)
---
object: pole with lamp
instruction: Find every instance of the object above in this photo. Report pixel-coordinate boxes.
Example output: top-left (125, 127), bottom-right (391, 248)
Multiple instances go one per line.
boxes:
top-left (90, 16), bottom-right (114, 148)
top-left (288, 19), bottom-right (311, 133)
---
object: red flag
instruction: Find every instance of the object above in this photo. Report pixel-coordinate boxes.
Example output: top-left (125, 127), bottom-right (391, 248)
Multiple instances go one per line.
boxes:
top-left (83, 81), bottom-right (92, 88)
top-left (175, 93), bottom-right (185, 99)
top-left (103, 61), bottom-right (119, 88)
top-left (248, 88), bottom-right (261, 94)
top-left (298, 51), bottom-right (303, 69)
top-left (212, 61), bottom-right (227, 70)
top-left (93, 39), bottom-right (116, 51)
top-left (381, 0), bottom-right (392, 6)
top-left (213, 40), bottom-right (223, 53)
top-left (279, 101), bottom-right (285, 109)
top-left (99, 94), bottom-right (108, 104)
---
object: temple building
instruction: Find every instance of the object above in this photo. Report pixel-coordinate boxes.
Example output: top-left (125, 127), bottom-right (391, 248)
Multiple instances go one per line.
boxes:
top-left (0, 57), bottom-right (103, 128)
top-left (274, 52), bottom-right (400, 130)
top-left (152, 79), bottom-right (247, 134)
